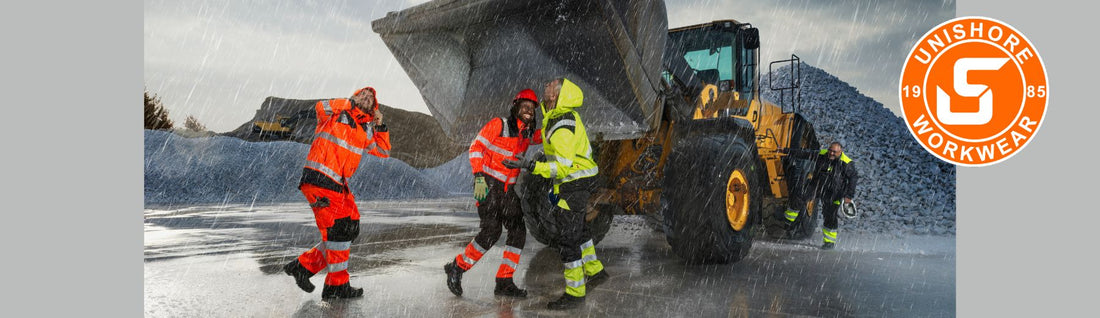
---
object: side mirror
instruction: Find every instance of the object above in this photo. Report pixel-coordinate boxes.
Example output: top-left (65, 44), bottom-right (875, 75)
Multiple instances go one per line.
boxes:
top-left (740, 28), bottom-right (760, 50)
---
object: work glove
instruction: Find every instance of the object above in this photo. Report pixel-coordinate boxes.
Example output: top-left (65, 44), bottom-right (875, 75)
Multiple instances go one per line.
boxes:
top-left (502, 153), bottom-right (536, 170)
top-left (548, 190), bottom-right (560, 206)
top-left (473, 176), bottom-right (488, 203)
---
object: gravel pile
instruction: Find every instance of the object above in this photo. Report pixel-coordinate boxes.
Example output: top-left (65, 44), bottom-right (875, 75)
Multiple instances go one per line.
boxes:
top-left (144, 130), bottom-right (451, 206)
top-left (763, 64), bottom-right (956, 235)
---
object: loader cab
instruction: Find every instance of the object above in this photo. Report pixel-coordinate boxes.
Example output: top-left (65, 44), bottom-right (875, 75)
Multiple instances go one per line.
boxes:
top-left (664, 20), bottom-right (759, 119)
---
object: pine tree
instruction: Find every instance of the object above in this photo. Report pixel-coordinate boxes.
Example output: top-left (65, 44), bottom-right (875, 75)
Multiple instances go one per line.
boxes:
top-left (184, 115), bottom-right (206, 132)
top-left (145, 90), bottom-right (173, 130)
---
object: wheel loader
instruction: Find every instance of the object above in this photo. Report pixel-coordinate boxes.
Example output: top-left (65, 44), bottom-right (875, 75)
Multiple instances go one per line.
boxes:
top-left (373, 0), bottom-right (821, 263)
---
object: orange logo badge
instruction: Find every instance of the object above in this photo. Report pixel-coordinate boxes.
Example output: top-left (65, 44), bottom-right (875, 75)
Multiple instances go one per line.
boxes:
top-left (900, 17), bottom-right (1047, 166)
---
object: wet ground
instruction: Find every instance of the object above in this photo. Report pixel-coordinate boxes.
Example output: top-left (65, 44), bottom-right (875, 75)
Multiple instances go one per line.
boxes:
top-left (144, 199), bottom-right (954, 317)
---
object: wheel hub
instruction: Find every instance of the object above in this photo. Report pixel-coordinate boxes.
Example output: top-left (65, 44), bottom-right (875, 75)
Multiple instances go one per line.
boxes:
top-left (725, 170), bottom-right (750, 231)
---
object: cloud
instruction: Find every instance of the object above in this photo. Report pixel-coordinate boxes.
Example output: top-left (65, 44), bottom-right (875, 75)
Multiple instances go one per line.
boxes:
top-left (145, 0), bottom-right (429, 132)
top-left (667, 0), bottom-right (954, 115)
top-left (145, 0), bottom-right (953, 132)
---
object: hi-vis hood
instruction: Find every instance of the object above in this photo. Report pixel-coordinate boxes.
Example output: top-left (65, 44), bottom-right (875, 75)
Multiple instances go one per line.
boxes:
top-left (543, 78), bottom-right (584, 119)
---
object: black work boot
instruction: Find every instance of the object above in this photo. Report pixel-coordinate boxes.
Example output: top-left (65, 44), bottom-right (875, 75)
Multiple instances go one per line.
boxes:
top-left (283, 260), bottom-right (315, 293)
top-left (321, 283), bottom-right (364, 299)
top-left (821, 242), bottom-right (836, 250)
top-left (586, 270), bottom-right (610, 289)
top-left (547, 293), bottom-right (585, 310)
top-left (493, 278), bottom-right (528, 298)
top-left (444, 261), bottom-right (464, 296)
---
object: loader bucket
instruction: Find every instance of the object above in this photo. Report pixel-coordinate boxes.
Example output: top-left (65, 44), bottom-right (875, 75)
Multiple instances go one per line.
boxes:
top-left (372, 0), bottom-right (667, 142)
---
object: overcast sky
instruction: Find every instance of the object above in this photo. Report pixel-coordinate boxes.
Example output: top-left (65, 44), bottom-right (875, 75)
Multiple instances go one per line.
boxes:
top-left (144, 0), bottom-right (954, 132)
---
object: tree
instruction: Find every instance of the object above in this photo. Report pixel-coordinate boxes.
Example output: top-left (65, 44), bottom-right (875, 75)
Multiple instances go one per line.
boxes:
top-left (184, 115), bottom-right (207, 132)
top-left (145, 89), bottom-right (173, 130)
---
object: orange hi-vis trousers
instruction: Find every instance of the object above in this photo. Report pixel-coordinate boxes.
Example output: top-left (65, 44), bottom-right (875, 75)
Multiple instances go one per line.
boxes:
top-left (296, 183), bottom-right (360, 287)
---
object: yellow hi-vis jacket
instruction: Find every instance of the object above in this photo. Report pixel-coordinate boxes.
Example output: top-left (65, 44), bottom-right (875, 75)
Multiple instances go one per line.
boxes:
top-left (531, 78), bottom-right (599, 210)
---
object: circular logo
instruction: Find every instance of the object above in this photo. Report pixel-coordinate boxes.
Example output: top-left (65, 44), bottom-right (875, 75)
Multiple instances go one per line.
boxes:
top-left (899, 16), bottom-right (1047, 167)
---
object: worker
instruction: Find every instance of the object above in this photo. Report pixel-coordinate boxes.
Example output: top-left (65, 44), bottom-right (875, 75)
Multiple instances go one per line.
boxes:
top-left (504, 78), bottom-right (609, 310)
top-left (444, 89), bottom-right (543, 298)
top-left (282, 86), bottom-right (392, 299)
top-left (779, 141), bottom-right (859, 250)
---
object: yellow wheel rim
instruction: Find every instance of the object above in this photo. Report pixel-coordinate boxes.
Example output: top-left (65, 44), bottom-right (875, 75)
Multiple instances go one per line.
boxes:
top-left (725, 170), bottom-right (750, 231)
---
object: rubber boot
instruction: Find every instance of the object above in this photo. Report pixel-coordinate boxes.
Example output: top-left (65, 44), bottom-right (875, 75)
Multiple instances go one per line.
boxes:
top-left (444, 261), bottom-right (464, 296)
top-left (321, 283), bottom-right (364, 299)
top-left (283, 260), bottom-right (315, 293)
top-left (547, 293), bottom-right (585, 310)
top-left (493, 278), bottom-right (528, 298)
top-left (586, 270), bottom-right (610, 289)
top-left (821, 242), bottom-right (836, 250)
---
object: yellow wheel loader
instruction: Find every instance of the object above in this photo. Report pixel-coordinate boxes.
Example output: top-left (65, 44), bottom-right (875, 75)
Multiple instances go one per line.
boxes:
top-left (373, 0), bottom-right (820, 263)
top-left (252, 115), bottom-right (295, 139)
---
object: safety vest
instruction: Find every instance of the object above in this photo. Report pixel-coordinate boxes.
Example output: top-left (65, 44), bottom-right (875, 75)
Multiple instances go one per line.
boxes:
top-left (469, 117), bottom-right (540, 188)
top-left (303, 99), bottom-right (391, 186)
top-left (532, 79), bottom-right (599, 196)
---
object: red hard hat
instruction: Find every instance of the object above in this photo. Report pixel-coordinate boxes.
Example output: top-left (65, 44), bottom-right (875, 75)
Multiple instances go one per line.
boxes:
top-left (513, 89), bottom-right (538, 105)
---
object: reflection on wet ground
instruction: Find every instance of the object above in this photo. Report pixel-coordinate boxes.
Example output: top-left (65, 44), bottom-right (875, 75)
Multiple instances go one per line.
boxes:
top-left (145, 199), bottom-right (954, 317)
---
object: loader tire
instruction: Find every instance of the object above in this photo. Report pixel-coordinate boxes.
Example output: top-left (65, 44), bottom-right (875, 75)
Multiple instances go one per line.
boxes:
top-left (763, 114), bottom-right (820, 239)
top-left (762, 192), bottom-right (818, 240)
top-left (517, 174), bottom-right (613, 246)
top-left (662, 133), bottom-right (761, 264)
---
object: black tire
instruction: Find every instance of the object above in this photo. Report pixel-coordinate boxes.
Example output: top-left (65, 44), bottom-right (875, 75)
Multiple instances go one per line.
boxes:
top-left (763, 114), bottom-right (820, 239)
top-left (662, 132), bottom-right (762, 264)
top-left (517, 173), bottom-right (614, 246)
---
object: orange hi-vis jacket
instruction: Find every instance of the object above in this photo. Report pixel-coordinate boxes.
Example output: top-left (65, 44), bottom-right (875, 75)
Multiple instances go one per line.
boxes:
top-left (302, 98), bottom-right (391, 191)
top-left (469, 116), bottom-right (541, 189)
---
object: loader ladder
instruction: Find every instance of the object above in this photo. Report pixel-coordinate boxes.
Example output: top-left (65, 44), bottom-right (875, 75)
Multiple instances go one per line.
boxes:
top-left (768, 54), bottom-right (802, 114)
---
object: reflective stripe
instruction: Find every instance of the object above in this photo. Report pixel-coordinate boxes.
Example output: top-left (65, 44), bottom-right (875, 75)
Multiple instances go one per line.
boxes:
top-left (499, 118), bottom-right (511, 137)
top-left (564, 260), bottom-right (583, 269)
top-left (481, 166), bottom-right (511, 183)
top-left (365, 142), bottom-right (390, 156)
top-left (502, 258), bottom-right (518, 269)
top-left (474, 135), bottom-right (515, 157)
top-left (833, 200), bottom-right (841, 205)
top-left (785, 209), bottom-right (800, 221)
top-left (322, 100), bottom-right (333, 116)
top-left (327, 261), bottom-right (348, 272)
top-left (549, 119), bottom-right (576, 134)
top-left (566, 278), bottom-right (585, 288)
top-left (470, 240), bottom-right (487, 254)
top-left (823, 228), bottom-right (838, 243)
top-left (549, 164), bottom-right (558, 179)
top-left (503, 245), bottom-right (522, 255)
top-left (318, 132), bottom-right (365, 154)
top-left (462, 254), bottom-right (478, 266)
top-left (580, 240), bottom-right (594, 251)
top-left (325, 241), bottom-right (351, 251)
top-left (305, 160), bottom-right (343, 184)
top-left (560, 167), bottom-right (599, 184)
top-left (469, 152), bottom-right (484, 159)
top-left (581, 254), bottom-right (598, 264)
top-left (548, 155), bottom-right (574, 167)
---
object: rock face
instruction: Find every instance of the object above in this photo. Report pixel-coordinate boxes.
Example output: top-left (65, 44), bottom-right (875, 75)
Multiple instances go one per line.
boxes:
top-left (763, 64), bottom-right (956, 235)
top-left (221, 97), bottom-right (466, 168)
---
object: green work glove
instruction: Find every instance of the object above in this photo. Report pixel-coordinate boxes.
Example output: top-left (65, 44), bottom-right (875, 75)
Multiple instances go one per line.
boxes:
top-left (473, 176), bottom-right (488, 203)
